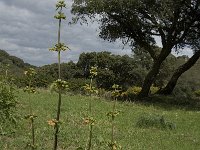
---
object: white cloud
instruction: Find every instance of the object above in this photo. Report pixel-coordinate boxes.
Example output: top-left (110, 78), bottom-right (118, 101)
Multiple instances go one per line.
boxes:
top-left (0, 0), bottom-right (133, 66)
top-left (0, 0), bottom-right (193, 66)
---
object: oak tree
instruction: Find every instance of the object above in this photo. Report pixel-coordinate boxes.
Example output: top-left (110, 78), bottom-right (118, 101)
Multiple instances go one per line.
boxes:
top-left (72, 0), bottom-right (200, 97)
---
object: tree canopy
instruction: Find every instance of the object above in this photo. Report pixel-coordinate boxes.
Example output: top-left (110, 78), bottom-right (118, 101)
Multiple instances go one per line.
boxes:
top-left (72, 0), bottom-right (200, 97)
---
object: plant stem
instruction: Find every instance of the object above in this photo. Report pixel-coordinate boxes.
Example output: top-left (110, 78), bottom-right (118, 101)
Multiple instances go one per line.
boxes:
top-left (31, 118), bottom-right (35, 150)
top-left (89, 77), bottom-right (93, 113)
top-left (28, 78), bottom-right (35, 149)
top-left (111, 98), bottom-right (117, 148)
top-left (87, 77), bottom-right (93, 150)
top-left (54, 92), bottom-right (61, 150)
top-left (54, 10), bottom-right (62, 150)
top-left (29, 79), bottom-right (32, 113)
top-left (88, 124), bottom-right (93, 150)
top-left (58, 18), bottom-right (61, 79)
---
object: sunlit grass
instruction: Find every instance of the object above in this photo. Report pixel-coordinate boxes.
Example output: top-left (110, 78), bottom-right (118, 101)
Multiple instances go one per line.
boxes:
top-left (1, 89), bottom-right (200, 149)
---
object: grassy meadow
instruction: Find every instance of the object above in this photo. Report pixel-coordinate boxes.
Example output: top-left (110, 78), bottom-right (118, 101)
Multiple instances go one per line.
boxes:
top-left (1, 89), bottom-right (200, 150)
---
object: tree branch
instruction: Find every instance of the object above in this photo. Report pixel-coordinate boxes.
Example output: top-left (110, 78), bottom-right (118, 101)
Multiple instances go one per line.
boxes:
top-left (107, 12), bottom-right (157, 60)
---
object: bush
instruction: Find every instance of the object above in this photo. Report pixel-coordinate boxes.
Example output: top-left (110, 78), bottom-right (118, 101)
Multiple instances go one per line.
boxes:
top-left (169, 84), bottom-right (200, 106)
top-left (128, 86), bottom-right (142, 95)
top-left (136, 114), bottom-right (176, 130)
top-left (124, 86), bottom-right (142, 100)
top-left (121, 86), bottom-right (160, 101)
top-left (0, 77), bottom-right (18, 134)
top-left (67, 78), bottom-right (91, 94)
top-left (194, 90), bottom-right (200, 97)
top-left (173, 82), bottom-right (195, 99)
top-left (150, 86), bottom-right (159, 94)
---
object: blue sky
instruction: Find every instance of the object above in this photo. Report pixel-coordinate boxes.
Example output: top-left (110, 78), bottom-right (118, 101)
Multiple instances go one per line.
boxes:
top-left (0, 0), bottom-right (192, 66)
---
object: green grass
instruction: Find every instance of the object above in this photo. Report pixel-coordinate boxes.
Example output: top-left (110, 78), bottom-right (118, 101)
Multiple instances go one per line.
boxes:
top-left (1, 89), bottom-right (200, 149)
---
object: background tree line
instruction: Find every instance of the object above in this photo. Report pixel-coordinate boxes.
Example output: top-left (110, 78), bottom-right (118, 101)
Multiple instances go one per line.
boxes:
top-left (1, 48), bottom-right (199, 97)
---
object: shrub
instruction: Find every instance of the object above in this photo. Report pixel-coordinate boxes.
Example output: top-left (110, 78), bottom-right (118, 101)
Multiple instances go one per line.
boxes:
top-left (121, 86), bottom-right (141, 100)
top-left (0, 82), bottom-right (17, 123)
top-left (120, 85), bottom-right (167, 101)
top-left (170, 84), bottom-right (200, 106)
top-left (194, 90), bottom-right (200, 97)
top-left (150, 86), bottom-right (159, 94)
top-left (173, 82), bottom-right (195, 100)
top-left (67, 78), bottom-right (90, 93)
top-left (128, 86), bottom-right (142, 95)
top-left (0, 76), bottom-right (18, 135)
top-left (136, 114), bottom-right (176, 130)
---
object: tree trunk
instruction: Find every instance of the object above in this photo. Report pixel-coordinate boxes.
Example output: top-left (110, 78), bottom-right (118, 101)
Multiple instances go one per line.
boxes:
top-left (138, 60), bottom-right (162, 98)
top-left (158, 50), bottom-right (200, 95)
top-left (138, 43), bottom-right (173, 98)
top-left (138, 46), bottom-right (173, 98)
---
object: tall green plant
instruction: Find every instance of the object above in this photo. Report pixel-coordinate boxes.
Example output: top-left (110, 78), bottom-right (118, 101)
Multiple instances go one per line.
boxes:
top-left (23, 68), bottom-right (37, 149)
top-left (49, 0), bottom-right (69, 149)
top-left (83, 66), bottom-right (98, 150)
top-left (107, 84), bottom-right (121, 150)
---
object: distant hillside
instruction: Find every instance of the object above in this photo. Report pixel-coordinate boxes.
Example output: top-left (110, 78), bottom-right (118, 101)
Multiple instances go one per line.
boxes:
top-left (0, 49), bottom-right (36, 76)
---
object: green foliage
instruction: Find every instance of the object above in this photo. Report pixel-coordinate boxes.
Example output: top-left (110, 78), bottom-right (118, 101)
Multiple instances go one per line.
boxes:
top-left (121, 86), bottom-right (159, 100)
top-left (24, 68), bottom-right (36, 81)
top-left (133, 47), bottom-right (177, 88)
top-left (136, 114), bottom-right (176, 130)
top-left (8, 49), bottom-right (198, 97)
top-left (0, 50), bottom-right (24, 68)
top-left (67, 78), bottom-right (88, 93)
top-left (34, 61), bottom-right (82, 88)
top-left (82, 66), bottom-right (98, 150)
top-left (23, 68), bottom-right (37, 93)
top-left (89, 66), bottom-right (98, 78)
top-left (111, 84), bottom-right (121, 98)
top-left (78, 51), bottom-right (143, 90)
top-left (50, 79), bottom-right (69, 93)
top-left (194, 90), bottom-right (200, 97)
top-left (173, 83), bottom-right (195, 100)
top-left (83, 66), bottom-right (98, 96)
top-left (54, 12), bottom-right (66, 20)
top-left (72, 0), bottom-right (200, 97)
top-left (127, 86), bottom-right (142, 95)
top-left (23, 86), bottom-right (36, 94)
top-left (0, 50), bottom-right (36, 89)
top-left (124, 86), bottom-right (142, 100)
top-left (3, 49), bottom-right (200, 99)
top-left (107, 84), bottom-right (121, 150)
top-left (23, 68), bottom-right (38, 149)
top-left (0, 66), bottom-right (18, 135)
top-left (150, 86), bottom-right (160, 94)
top-left (176, 57), bottom-right (200, 92)
top-left (0, 82), bottom-right (17, 124)
top-left (56, 0), bottom-right (66, 9)
top-left (96, 68), bottom-right (115, 90)
top-left (83, 83), bottom-right (98, 95)
top-left (49, 43), bottom-right (69, 52)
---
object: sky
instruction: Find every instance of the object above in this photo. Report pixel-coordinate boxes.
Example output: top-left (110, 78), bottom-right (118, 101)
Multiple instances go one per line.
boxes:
top-left (0, 0), bottom-right (193, 66)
